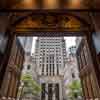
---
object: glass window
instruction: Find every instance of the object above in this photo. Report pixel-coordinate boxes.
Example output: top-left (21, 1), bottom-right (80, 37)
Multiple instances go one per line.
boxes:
top-left (72, 73), bottom-right (75, 78)
top-left (27, 65), bottom-right (31, 70)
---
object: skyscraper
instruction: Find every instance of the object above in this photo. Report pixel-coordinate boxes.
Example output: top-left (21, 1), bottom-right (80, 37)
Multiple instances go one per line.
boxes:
top-left (35, 37), bottom-right (67, 100)
top-left (18, 36), bottom-right (33, 55)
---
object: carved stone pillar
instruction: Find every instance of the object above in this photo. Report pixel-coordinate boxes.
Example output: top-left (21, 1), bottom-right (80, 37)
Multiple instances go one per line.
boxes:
top-left (0, 33), bottom-right (15, 90)
top-left (0, 70), bottom-right (11, 97)
top-left (86, 31), bottom-right (100, 96)
top-left (45, 83), bottom-right (48, 100)
top-left (53, 84), bottom-right (56, 100)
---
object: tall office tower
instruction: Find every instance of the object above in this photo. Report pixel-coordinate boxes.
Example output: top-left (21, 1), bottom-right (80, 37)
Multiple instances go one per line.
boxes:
top-left (18, 36), bottom-right (33, 55)
top-left (35, 37), bottom-right (67, 100)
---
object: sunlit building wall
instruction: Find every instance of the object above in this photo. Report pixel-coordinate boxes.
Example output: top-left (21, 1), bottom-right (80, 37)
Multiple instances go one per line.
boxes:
top-left (64, 47), bottom-right (80, 99)
top-left (35, 37), bottom-right (67, 100)
top-left (18, 37), bottom-right (33, 55)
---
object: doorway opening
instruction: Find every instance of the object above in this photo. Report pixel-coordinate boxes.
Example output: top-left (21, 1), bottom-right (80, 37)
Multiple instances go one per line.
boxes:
top-left (14, 35), bottom-right (96, 100)
top-left (0, 12), bottom-right (100, 100)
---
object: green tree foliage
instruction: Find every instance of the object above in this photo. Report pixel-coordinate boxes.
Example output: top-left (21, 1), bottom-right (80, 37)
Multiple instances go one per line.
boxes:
top-left (21, 74), bottom-right (41, 96)
top-left (67, 80), bottom-right (82, 99)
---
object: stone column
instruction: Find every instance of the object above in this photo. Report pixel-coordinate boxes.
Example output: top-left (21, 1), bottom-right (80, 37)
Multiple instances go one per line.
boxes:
top-left (45, 83), bottom-right (48, 100)
top-left (53, 84), bottom-right (56, 100)
top-left (0, 71), bottom-right (11, 97)
top-left (59, 83), bottom-right (62, 100)
top-left (12, 75), bottom-right (17, 98)
top-left (86, 31), bottom-right (100, 93)
top-left (0, 34), bottom-right (15, 90)
top-left (8, 72), bottom-right (14, 98)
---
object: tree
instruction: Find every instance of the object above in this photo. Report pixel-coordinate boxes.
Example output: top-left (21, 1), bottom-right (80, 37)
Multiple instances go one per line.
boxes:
top-left (20, 74), bottom-right (41, 97)
top-left (67, 80), bottom-right (82, 100)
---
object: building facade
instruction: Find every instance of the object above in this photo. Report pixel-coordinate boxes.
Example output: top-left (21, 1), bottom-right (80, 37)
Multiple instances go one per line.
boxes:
top-left (0, 37), bottom-right (25, 99)
top-left (0, 13), bottom-right (12, 89)
top-left (18, 36), bottom-right (39, 100)
top-left (18, 36), bottom-right (33, 55)
top-left (35, 37), bottom-right (67, 100)
top-left (64, 46), bottom-right (80, 99)
top-left (19, 54), bottom-right (39, 100)
top-left (22, 54), bottom-right (37, 79)
top-left (0, 1), bottom-right (100, 99)
top-left (76, 37), bottom-right (100, 99)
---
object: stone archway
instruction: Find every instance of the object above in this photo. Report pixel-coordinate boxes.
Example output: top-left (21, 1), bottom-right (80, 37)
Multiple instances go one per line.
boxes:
top-left (0, 10), bottom-right (100, 99)
top-left (8, 11), bottom-right (99, 99)
top-left (9, 11), bottom-right (94, 36)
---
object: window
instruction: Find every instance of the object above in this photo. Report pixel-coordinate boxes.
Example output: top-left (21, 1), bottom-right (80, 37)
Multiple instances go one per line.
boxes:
top-left (55, 84), bottom-right (59, 100)
top-left (27, 65), bottom-right (31, 70)
top-left (41, 83), bottom-right (46, 100)
top-left (53, 64), bottom-right (55, 75)
top-left (50, 64), bottom-right (51, 75)
top-left (72, 73), bottom-right (75, 78)
top-left (48, 84), bottom-right (53, 100)
top-left (57, 64), bottom-right (59, 75)
top-left (46, 64), bottom-right (48, 75)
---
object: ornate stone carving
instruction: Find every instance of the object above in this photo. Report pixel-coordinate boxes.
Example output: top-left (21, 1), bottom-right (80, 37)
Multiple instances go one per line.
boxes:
top-left (15, 14), bottom-right (87, 35)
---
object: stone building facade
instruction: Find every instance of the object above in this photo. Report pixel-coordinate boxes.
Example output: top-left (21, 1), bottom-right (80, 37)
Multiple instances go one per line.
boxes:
top-left (18, 36), bottom-right (33, 55)
top-left (18, 36), bottom-right (39, 100)
top-left (0, 13), bottom-right (12, 89)
top-left (63, 46), bottom-right (80, 99)
top-left (22, 54), bottom-right (37, 80)
top-left (35, 37), bottom-right (67, 100)
top-left (76, 37), bottom-right (100, 99)
top-left (19, 54), bottom-right (39, 100)
top-left (0, 37), bottom-right (25, 99)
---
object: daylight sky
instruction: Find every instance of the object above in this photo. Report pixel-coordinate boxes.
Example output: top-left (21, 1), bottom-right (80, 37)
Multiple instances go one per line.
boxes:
top-left (31, 37), bottom-right (76, 54)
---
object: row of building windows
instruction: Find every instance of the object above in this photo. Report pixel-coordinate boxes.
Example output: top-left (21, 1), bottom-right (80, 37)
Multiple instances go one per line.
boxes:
top-left (41, 64), bottom-right (59, 76)
top-left (40, 48), bottom-right (61, 50)
top-left (39, 57), bottom-right (62, 62)
top-left (40, 54), bottom-right (61, 56)
top-left (39, 58), bottom-right (62, 61)
top-left (40, 51), bottom-right (61, 53)
top-left (40, 41), bottom-right (61, 43)
top-left (39, 61), bottom-right (62, 64)
top-left (40, 63), bottom-right (61, 65)
top-left (40, 45), bottom-right (61, 46)
top-left (39, 56), bottom-right (62, 60)
top-left (40, 50), bottom-right (61, 52)
top-left (40, 39), bottom-right (61, 41)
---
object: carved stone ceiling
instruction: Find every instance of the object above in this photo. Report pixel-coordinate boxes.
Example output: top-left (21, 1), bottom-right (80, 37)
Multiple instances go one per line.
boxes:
top-left (14, 14), bottom-right (89, 36)
top-left (16, 15), bottom-right (81, 29)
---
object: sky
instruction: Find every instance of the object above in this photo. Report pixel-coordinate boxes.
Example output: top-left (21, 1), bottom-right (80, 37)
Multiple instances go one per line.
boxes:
top-left (64, 37), bottom-right (76, 50)
top-left (31, 37), bottom-right (76, 54)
